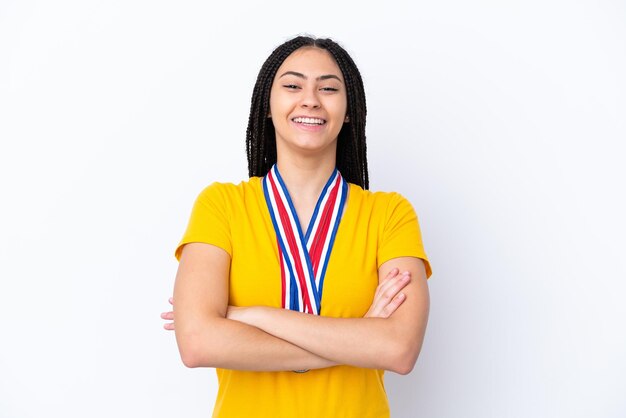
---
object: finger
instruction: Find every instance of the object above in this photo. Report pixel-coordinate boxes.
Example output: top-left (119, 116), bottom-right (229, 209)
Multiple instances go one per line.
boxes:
top-left (161, 311), bottom-right (174, 320)
top-left (373, 271), bottom-right (410, 303)
top-left (365, 270), bottom-right (411, 318)
top-left (377, 268), bottom-right (400, 291)
top-left (373, 269), bottom-right (403, 299)
top-left (381, 268), bottom-right (400, 284)
top-left (163, 322), bottom-right (175, 331)
top-left (169, 297), bottom-right (174, 305)
top-left (380, 292), bottom-right (406, 318)
top-left (370, 273), bottom-right (411, 316)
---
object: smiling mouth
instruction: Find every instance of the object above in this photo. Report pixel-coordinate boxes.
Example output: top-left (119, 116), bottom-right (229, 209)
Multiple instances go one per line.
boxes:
top-left (292, 117), bottom-right (326, 125)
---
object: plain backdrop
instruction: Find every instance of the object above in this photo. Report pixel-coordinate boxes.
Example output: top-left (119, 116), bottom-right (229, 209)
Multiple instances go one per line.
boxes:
top-left (1, 1), bottom-right (625, 417)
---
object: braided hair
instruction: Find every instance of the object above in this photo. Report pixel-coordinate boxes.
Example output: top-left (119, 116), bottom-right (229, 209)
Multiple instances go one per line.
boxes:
top-left (245, 35), bottom-right (369, 189)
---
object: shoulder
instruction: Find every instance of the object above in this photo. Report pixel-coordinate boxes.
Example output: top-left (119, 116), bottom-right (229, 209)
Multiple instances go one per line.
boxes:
top-left (176, 178), bottom-right (263, 260)
top-left (195, 177), bottom-right (263, 205)
top-left (348, 183), bottom-right (415, 217)
top-left (350, 184), bottom-right (431, 277)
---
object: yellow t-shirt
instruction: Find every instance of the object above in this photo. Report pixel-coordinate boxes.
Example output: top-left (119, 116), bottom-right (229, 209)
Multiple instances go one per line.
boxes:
top-left (175, 177), bottom-right (432, 418)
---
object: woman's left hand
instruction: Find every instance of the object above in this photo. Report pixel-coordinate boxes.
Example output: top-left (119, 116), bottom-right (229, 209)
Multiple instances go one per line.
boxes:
top-left (161, 297), bottom-right (175, 330)
top-left (162, 268), bottom-right (410, 331)
top-left (161, 299), bottom-right (248, 330)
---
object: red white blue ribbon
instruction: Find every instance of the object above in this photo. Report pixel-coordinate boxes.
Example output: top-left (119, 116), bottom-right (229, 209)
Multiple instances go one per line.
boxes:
top-left (263, 164), bottom-right (348, 315)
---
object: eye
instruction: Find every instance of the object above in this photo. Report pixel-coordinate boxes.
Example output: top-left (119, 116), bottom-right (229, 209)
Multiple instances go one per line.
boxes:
top-left (320, 87), bottom-right (339, 92)
top-left (283, 84), bottom-right (300, 90)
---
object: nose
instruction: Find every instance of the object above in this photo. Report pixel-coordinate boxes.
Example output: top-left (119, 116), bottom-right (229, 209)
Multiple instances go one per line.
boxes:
top-left (300, 87), bottom-right (321, 109)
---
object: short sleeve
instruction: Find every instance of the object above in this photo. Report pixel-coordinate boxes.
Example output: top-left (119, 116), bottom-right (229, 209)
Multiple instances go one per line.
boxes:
top-left (174, 183), bottom-right (233, 261)
top-left (378, 193), bottom-right (432, 278)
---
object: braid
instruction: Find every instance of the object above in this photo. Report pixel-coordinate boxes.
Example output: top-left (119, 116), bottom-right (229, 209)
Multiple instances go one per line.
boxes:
top-left (325, 43), bottom-right (369, 189)
top-left (246, 35), bottom-right (369, 189)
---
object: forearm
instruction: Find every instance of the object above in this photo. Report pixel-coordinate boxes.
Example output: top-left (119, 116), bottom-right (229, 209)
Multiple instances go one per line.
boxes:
top-left (227, 259), bottom-right (430, 374)
top-left (176, 316), bottom-right (337, 371)
top-left (173, 243), bottom-right (336, 371)
top-left (232, 307), bottom-right (419, 374)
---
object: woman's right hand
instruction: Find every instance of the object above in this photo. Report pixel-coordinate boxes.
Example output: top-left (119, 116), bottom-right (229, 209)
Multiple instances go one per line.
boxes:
top-left (364, 268), bottom-right (411, 318)
top-left (162, 268), bottom-right (410, 330)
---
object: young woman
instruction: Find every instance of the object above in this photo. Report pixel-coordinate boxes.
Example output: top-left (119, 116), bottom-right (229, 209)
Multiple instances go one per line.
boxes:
top-left (161, 35), bottom-right (433, 418)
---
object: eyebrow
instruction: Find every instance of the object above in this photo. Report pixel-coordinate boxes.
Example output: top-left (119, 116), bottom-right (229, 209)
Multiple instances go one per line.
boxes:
top-left (279, 71), bottom-right (343, 83)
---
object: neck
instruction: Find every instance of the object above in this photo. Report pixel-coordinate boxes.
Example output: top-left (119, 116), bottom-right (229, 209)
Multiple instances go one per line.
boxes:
top-left (275, 156), bottom-right (336, 202)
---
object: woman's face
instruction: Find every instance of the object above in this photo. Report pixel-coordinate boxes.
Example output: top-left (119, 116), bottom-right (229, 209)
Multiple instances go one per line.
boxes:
top-left (269, 47), bottom-right (348, 158)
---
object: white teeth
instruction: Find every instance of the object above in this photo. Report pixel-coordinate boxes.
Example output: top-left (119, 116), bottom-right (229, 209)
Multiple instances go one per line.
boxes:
top-left (292, 117), bottom-right (325, 125)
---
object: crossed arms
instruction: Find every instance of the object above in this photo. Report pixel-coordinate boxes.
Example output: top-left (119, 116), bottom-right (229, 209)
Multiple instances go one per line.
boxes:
top-left (167, 242), bottom-right (430, 374)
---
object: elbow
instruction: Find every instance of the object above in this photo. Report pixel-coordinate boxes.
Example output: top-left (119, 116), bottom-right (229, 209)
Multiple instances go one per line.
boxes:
top-left (178, 336), bottom-right (203, 368)
top-left (175, 317), bottom-right (228, 368)
top-left (392, 357), bottom-right (416, 376)
top-left (176, 331), bottom-right (213, 369)
top-left (387, 340), bottom-right (423, 375)
top-left (180, 348), bottom-right (201, 369)
top-left (181, 356), bottom-right (198, 369)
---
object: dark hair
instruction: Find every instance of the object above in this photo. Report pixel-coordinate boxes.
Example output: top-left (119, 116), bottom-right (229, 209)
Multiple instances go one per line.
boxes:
top-left (245, 35), bottom-right (369, 189)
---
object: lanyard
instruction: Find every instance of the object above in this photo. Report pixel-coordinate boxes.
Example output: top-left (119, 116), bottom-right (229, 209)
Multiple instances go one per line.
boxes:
top-left (263, 164), bottom-right (348, 315)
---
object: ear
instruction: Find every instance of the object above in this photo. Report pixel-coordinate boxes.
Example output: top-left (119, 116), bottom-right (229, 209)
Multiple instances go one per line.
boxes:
top-left (267, 112), bottom-right (272, 118)
top-left (344, 115), bottom-right (350, 123)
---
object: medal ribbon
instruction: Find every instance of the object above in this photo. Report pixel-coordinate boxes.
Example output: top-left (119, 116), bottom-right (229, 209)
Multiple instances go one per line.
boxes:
top-left (263, 164), bottom-right (348, 315)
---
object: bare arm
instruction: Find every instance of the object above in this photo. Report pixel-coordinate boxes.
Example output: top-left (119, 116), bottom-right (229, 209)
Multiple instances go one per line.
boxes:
top-left (173, 242), bottom-right (336, 371)
top-left (228, 257), bottom-right (430, 375)
top-left (169, 243), bottom-right (413, 371)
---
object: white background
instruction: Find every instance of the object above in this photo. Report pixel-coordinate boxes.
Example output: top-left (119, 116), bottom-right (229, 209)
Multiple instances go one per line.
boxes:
top-left (1, 1), bottom-right (625, 417)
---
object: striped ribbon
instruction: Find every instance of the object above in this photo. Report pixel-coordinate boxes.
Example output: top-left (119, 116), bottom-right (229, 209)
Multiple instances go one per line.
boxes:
top-left (263, 164), bottom-right (348, 315)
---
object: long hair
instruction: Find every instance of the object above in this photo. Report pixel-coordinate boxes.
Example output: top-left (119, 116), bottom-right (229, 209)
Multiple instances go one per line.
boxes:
top-left (245, 35), bottom-right (369, 189)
